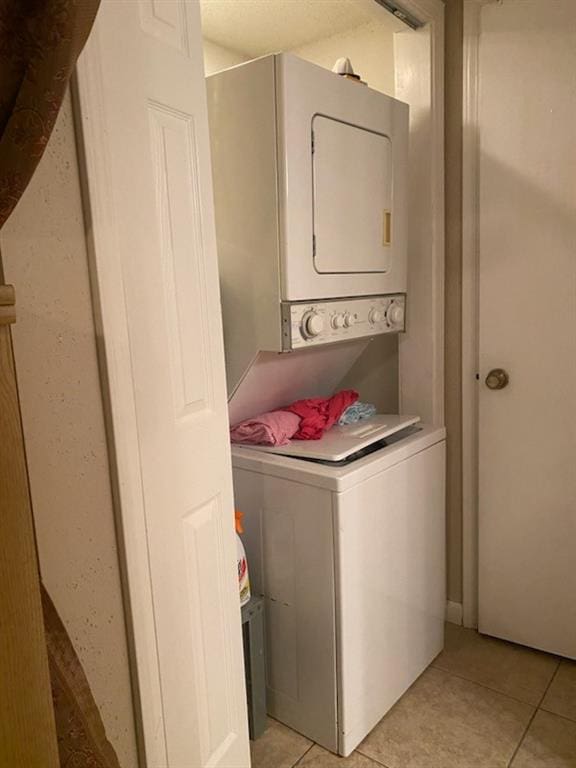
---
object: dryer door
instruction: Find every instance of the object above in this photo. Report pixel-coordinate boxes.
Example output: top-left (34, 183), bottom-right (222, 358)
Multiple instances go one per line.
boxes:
top-left (276, 54), bottom-right (408, 301)
top-left (313, 116), bottom-right (393, 275)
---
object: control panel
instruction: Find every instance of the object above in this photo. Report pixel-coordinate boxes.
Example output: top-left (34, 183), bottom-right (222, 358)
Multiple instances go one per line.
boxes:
top-left (281, 294), bottom-right (406, 350)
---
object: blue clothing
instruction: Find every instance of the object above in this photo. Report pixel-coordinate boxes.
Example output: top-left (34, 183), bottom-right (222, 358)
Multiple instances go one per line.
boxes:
top-left (338, 402), bottom-right (377, 425)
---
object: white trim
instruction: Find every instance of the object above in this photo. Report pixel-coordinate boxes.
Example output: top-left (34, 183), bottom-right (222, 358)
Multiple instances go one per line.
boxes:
top-left (446, 600), bottom-right (463, 626)
top-left (461, 0), bottom-right (482, 629)
top-left (461, 0), bottom-right (514, 632)
top-left (395, 0), bottom-right (445, 426)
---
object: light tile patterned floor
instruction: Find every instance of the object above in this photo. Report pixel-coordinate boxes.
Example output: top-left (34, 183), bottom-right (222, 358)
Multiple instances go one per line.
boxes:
top-left (250, 625), bottom-right (576, 768)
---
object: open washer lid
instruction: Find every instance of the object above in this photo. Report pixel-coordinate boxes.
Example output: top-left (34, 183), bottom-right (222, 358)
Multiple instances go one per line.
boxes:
top-left (228, 341), bottom-right (369, 426)
top-left (244, 414), bottom-right (420, 462)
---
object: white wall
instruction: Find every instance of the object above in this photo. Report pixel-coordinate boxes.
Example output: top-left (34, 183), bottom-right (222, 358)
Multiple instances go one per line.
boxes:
top-left (204, 38), bottom-right (248, 75)
top-left (292, 20), bottom-right (396, 96)
top-left (293, 22), bottom-right (399, 411)
top-left (1, 90), bottom-right (139, 768)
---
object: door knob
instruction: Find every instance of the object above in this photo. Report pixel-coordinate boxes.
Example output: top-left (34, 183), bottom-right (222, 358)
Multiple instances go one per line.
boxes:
top-left (485, 368), bottom-right (509, 390)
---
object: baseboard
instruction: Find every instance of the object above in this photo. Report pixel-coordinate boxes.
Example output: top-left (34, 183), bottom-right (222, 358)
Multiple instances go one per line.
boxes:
top-left (445, 601), bottom-right (463, 626)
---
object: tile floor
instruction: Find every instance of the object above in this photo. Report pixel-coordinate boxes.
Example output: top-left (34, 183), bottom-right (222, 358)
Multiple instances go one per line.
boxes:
top-left (250, 624), bottom-right (576, 768)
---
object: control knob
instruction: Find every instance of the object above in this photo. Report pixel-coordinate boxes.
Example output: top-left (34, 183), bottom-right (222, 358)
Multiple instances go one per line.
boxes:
top-left (301, 310), bottom-right (325, 339)
top-left (331, 313), bottom-right (345, 330)
top-left (368, 308), bottom-right (385, 325)
top-left (343, 313), bottom-right (355, 328)
top-left (386, 302), bottom-right (405, 329)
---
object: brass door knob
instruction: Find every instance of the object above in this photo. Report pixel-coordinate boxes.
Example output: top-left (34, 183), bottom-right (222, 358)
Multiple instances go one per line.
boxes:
top-left (485, 368), bottom-right (509, 390)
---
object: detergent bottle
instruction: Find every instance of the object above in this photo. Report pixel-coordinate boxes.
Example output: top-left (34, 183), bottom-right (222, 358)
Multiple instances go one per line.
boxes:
top-left (235, 510), bottom-right (251, 607)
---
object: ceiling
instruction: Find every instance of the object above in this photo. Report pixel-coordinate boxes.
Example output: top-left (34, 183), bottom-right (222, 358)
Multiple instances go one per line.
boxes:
top-left (200, 0), bottom-right (407, 58)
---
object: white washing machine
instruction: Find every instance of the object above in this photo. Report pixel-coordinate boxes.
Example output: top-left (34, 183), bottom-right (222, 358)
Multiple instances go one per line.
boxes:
top-left (232, 420), bottom-right (446, 756)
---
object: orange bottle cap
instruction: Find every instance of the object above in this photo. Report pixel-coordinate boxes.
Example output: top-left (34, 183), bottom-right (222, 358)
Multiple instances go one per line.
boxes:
top-left (235, 510), bottom-right (244, 534)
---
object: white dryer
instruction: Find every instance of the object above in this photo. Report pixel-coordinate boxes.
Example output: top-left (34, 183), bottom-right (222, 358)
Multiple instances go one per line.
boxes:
top-left (232, 420), bottom-right (446, 756)
top-left (207, 54), bottom-right (409, 392)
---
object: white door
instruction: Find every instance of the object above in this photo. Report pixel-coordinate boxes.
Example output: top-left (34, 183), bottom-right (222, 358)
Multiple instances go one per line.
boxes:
top-left (312, 117), bottom-right (393, 274)
top-left (478, 0), bottom-right (576, 659)
top-left (75, 2), bottom-right (250, 766)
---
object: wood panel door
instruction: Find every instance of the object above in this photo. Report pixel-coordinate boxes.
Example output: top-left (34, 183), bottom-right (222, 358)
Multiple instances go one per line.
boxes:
top-left (75, 2), bottom-right (250, 764)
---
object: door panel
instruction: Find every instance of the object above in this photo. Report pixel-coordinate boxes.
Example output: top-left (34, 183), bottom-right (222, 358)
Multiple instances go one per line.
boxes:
top-left (313, 116), bottom-right (392, 274)
top-left (75, 1), bottom-right (250, 765)
top-left (478, 0), bottom-right (576, 658)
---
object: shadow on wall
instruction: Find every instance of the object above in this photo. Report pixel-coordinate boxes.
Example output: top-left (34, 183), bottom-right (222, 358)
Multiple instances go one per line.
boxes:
top-left (339, 334), bottom-right (399, 412)
top-left (479, 153), bottom-right (576, 289)
top-left (478, 146), bottom-right (576, 396)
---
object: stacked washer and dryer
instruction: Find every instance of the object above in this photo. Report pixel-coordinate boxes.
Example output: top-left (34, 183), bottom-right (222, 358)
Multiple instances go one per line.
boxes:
top-left (207, 53), bottom-right (445, 757)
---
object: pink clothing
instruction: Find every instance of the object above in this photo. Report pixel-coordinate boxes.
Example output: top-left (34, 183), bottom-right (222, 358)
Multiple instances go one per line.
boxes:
top-left (230, 410), bottom-right (301, 447)
top-left (283, 389), bottom-right (359, 441)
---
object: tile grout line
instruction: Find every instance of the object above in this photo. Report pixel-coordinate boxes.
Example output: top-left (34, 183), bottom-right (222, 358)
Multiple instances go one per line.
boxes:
top-left (505, 658), bottom-right (562, 768)
top-left (355, 745), bottom-right (393, 768)
top-left (291, 742), bottom-right (315, 767)
top-left (291, 740), bottom-right (393, 768)
top-left (538, 706), bottom-right (576, 726)
top-left (431, 662), bottom-right (560, 708)
top-left (283, 646), bottom-right (566, 768)
top-left (355, 660), bottom-right (560, 768)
